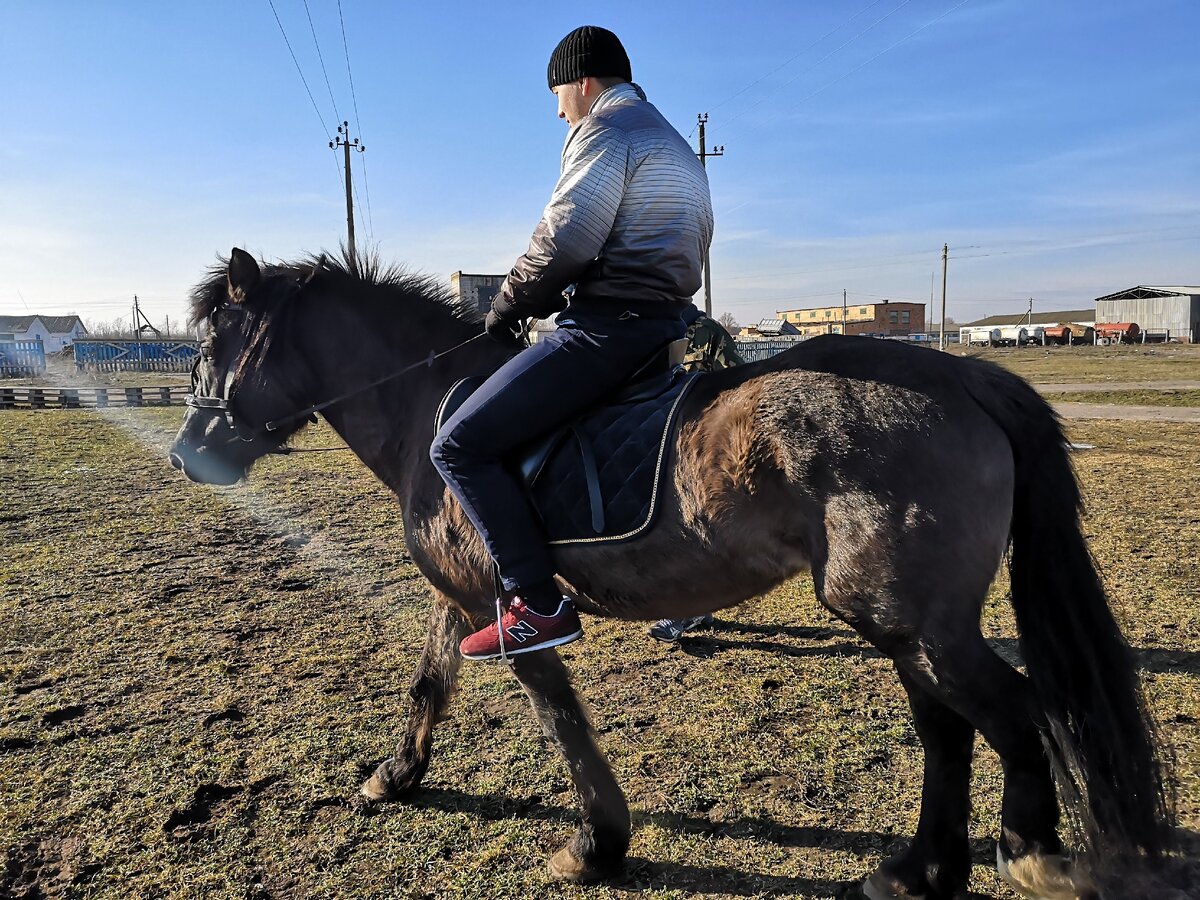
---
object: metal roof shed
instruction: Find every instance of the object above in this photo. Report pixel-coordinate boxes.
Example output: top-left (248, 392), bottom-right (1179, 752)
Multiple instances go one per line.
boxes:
top-left (1093, 286), bottom-right (1200, 342)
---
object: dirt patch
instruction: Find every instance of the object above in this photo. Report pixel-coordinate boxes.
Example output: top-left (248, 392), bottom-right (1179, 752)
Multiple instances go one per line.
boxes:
top-left (1051, 401), bottom-right (1200, 422)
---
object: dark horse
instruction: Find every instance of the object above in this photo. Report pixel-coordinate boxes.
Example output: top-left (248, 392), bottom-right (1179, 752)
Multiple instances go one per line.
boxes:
top-left (169, 249), bottom-right (1170, 899)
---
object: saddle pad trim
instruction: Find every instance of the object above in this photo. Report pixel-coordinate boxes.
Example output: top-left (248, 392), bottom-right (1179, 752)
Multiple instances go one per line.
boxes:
top-left (547, 373), bottom-right (698, 546)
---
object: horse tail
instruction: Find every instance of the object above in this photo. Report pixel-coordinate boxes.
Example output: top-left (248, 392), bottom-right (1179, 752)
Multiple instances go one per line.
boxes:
top-left (962, 360), bottom-right (1171, 859)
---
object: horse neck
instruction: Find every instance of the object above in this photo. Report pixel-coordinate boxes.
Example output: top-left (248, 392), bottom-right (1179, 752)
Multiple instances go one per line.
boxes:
top-left (294, 285), bottom-right (505, 501)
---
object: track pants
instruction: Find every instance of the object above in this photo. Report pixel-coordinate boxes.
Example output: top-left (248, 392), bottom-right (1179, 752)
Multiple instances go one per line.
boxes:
top-left (430, 309), bottom-right (685, 593)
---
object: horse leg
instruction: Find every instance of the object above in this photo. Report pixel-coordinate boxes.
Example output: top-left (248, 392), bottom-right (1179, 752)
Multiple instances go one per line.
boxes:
top-left (893, 640), bottom-right (1089, 900)
top-left (509, 649), bottom-right (631, 883)
top-left (361, 592), bottom-right (472, 801)
top-left (864, 670), bottom-right (975, 900)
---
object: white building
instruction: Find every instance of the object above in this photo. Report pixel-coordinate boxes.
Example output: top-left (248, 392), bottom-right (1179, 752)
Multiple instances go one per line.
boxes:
top-left (0, 315), bottom-right (88, 352)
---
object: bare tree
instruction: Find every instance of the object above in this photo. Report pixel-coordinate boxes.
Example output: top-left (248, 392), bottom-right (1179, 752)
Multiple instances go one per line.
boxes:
top-left (716, 311), bottom-right (739, 331)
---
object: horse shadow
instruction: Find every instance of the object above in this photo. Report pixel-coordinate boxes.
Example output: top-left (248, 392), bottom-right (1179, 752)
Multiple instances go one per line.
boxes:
top-left (685, 624), bottom-right (1200, 676)
top-left (398, 785), bottom-right (1001, 897)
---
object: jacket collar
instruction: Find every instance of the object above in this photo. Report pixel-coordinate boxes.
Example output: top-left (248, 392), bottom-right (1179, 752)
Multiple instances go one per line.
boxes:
top-left (587, 81), bottom-right (646, 116)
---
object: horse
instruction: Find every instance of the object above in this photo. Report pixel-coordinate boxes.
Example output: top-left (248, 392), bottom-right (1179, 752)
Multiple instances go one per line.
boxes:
top-left (167, 248), bottom-right (1171, 899)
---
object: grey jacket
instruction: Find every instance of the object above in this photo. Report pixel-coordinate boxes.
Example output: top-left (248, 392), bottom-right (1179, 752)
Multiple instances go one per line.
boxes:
top-left (492, 83), bottom-right (714, 321)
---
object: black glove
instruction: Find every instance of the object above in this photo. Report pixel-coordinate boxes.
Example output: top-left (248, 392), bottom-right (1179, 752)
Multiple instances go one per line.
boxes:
top-left (485, 308), bottom-right (524, 345)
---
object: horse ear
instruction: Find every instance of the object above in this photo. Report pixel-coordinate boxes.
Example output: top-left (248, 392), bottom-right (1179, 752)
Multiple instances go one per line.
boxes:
top-left (227, 248), bottom-right (261, 302)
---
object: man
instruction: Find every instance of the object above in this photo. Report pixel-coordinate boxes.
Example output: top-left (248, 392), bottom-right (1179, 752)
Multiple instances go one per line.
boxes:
top-left (430, 26), bottom-right (714, 661)
top-left (648, 305), bottom-right (744, 642)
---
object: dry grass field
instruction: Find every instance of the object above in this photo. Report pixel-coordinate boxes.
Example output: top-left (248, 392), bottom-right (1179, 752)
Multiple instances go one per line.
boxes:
top-left (959, 343), bottom-right (1200, 384)
top-left (1, 354), bottom-right (1198, 898)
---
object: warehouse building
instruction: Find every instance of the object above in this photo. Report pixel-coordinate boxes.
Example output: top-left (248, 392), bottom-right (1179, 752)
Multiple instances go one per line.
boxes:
top-left (1094, 286), bottom-right (1200, 343)
top-left (961, 308), bottom-right (1094, 329)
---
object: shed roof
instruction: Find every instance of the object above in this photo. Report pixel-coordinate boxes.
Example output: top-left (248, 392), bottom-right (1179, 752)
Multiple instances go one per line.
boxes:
top-left (1094, 285), bottom-right (1200, 303)
top-left (752, 318), bottom-right (800, 335)
top-left (0, 314), bottom-right (86, 334)
top-left (963, 309), bottom-right (1094, 328)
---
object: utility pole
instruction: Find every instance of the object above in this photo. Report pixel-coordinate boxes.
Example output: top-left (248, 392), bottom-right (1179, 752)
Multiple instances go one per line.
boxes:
top-left (938, 243), bottom-right (949, 351)
top-left (696, 113), bottom-right (724, 317)
top-left (330, 121), bottom-right (365, 263)
top-left (842, 289), bottom-right (848, 335)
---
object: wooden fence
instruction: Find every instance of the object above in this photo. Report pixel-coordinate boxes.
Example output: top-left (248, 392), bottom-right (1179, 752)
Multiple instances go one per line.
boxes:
top-left (73, 340), bottom-right (200, 372)
top-left (0, 340), bottom-right (47, 377)
top-left (0, 385), bottom-right (190, 410)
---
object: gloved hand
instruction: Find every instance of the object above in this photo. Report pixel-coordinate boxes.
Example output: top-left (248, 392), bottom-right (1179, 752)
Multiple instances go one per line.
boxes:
top-left (485, 308), bottom-right (524, 345)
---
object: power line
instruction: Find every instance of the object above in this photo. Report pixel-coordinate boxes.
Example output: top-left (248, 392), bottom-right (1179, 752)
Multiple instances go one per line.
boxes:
top-left (265, 0), bottom-right (344, 197)
top-left (338, 0), bottom-right (374, 238)
top-left (303, 0), bottom-right (341, 123)
top-left (689, 0), bottom-right (891, 138)
top-left (725, 0), bottom-right (915, 128)
top-left (267, 0), bottom-right (331, 136)
top-left (779, 0), bottom-right (974, 117)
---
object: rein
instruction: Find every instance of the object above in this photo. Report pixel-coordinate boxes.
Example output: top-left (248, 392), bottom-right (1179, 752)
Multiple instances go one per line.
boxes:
top-left (262, 332), bottom-right (488, 433)
top-left (186, 306), bottom-right (490, 444)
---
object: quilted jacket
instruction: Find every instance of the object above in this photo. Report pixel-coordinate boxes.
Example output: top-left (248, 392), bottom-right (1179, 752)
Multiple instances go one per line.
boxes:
top-left (492, 83), bottom-right (714, 322)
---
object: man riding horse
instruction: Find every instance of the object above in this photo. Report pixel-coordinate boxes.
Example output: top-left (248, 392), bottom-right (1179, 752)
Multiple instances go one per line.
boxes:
top-left (430, 26), bottom-right (714, 660)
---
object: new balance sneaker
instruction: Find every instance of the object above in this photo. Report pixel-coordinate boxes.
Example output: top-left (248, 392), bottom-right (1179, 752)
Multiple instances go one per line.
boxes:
top-left (460, 597), bottom-right (583, 661)
top-left (648, 614), bottom-right (714, 643)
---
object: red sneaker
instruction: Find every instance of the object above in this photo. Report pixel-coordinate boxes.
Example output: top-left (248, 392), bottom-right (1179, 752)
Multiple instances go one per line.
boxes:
top-left (460, 597), bottom-right (583, 661)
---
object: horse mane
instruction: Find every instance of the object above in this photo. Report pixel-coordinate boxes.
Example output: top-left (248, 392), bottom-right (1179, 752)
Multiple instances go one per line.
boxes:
top-left (188, 249), bottom-right (483, 328)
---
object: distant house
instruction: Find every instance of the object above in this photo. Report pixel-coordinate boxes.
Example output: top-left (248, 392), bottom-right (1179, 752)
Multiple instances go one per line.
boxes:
top-left (450, 272), bottom-right (505, 315)
top-left (0, 315), bottom-right (88, 352)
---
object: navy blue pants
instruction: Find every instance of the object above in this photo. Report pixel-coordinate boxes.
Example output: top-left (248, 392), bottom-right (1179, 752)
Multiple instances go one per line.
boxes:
top-left (430, 310), bottom-right (685, 593)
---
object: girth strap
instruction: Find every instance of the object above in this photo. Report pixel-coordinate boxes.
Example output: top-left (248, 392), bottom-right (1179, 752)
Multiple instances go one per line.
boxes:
top-left (570, 424), bottom-right (606, 534)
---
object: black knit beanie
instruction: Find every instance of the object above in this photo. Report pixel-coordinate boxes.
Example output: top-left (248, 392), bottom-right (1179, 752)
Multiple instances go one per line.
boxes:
top-left (547, 26), bottom-right (632, 89)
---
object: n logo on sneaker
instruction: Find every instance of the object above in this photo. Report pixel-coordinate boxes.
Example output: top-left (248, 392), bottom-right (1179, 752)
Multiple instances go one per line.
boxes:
top-left (506, 620), bottom-right (540, 643)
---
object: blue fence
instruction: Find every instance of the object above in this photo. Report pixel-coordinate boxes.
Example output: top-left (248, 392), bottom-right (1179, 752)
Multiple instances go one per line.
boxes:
top-left (0, 340), bottom-right (47, 377)
top-left (734, 338), bottom-right (808, 362)
top-left (73, 340), bottom-right (200, 372)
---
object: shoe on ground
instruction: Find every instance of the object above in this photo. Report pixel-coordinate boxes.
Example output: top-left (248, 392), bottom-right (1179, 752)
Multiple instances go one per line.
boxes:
top-left (460, 597), bottom-right (583, 661)
top-left (648, 614), bottom-right (714, 643)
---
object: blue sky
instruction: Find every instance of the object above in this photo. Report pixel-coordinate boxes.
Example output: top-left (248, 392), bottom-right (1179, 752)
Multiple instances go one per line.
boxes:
top-left (2, 0), bottom-right (1197, 330)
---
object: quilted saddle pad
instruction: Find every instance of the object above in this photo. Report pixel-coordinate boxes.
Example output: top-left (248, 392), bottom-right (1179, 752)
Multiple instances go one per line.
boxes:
top-left (436, 369), bottom-right (700, 546)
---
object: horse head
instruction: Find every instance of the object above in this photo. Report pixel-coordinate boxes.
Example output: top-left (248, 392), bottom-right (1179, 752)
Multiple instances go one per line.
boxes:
top-left (168, 248), bottom-right (314, 484)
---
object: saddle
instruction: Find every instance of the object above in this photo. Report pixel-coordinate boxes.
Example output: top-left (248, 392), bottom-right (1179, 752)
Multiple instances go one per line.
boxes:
top-left (435, 338), bottom-right (699, 545)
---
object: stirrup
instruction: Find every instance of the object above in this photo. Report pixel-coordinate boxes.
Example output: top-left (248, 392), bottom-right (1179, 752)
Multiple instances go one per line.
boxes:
top-left (495, 595), bottom-right (512, 665)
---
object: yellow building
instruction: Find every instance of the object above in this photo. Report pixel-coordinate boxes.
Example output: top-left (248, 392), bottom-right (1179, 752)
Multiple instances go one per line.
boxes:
top-left (777, 301), bottom-right (926, 337)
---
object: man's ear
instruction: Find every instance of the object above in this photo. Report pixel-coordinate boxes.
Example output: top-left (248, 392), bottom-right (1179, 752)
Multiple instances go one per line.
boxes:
top-left (227, 248), bottom-right (261, 302)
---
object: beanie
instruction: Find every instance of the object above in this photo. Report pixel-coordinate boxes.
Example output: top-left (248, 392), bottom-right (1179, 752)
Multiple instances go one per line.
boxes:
top-left (547, 26), bottom-right (632, 89)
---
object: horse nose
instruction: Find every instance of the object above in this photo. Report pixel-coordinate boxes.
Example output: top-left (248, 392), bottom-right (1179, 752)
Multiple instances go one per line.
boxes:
top-left (168, 452), bottom-right (184, 471)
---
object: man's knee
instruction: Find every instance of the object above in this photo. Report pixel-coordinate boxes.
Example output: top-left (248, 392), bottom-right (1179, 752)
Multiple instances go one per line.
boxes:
top-left (429, 427), bottom-right (454, 474)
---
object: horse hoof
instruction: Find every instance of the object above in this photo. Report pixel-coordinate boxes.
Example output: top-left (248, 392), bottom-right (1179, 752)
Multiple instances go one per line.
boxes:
top-left (862, 868), bottom-right (926, 900)
top-left (359, 760), bottom-right (415, 802)
top-left (547, 845), bottom-right (614, 883)
top-left (997, 844), bottom-right (1094, 899)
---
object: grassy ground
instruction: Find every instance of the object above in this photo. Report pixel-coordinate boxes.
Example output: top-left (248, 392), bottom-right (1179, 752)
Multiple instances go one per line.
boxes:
top-left (955, 344), bottom-right (1200, 383)
top-left (1, 406), bottom-right (1197, 899)
top-left (1042, 389), bottom-right (1200, 407)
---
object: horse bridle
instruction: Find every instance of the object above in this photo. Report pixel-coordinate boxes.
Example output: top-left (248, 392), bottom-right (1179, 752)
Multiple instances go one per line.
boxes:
top-left (185, 304), bottom-right (259, 441)
top-left (185, 300), bottom-right (492, 443)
